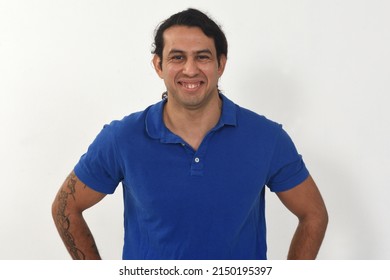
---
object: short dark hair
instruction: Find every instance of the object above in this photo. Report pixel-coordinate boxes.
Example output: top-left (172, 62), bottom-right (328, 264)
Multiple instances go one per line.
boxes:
top-left (152, 8), bottom-right (228, 66)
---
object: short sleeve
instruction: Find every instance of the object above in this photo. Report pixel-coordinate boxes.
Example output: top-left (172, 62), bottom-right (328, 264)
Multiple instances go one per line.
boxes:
top-left (266, 127), bottom-right (309, 192)
top-left (74, 124), bottom-right (123, 194)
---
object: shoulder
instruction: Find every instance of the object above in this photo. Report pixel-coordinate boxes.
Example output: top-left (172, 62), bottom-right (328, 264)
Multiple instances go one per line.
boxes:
top-left (103, 102), bottom-right (159, 137)
top-left (108, 111), bottom-right (145, 131)
top-left (235, 104), bottom-right (282, 135)
top-left (221, 94), bottom-right (281, 133)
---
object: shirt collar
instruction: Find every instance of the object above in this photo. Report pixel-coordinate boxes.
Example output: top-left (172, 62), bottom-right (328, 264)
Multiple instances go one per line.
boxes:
top-left (145, 93), bottom-right (237, 142)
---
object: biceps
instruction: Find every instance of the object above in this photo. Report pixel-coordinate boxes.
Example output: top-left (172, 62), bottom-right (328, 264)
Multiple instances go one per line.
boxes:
top-left (54, 171), bottom-right (106, 213)
top-left (276, 175), bottom-right (327, 220)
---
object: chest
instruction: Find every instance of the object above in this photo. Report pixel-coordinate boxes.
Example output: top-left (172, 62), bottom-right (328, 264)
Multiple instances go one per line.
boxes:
top-left (120, 132), bottom-right (273, 217)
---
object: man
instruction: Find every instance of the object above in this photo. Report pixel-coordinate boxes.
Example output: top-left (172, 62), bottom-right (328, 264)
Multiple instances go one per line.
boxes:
top-left (52, 8), bottom-right (328, 260)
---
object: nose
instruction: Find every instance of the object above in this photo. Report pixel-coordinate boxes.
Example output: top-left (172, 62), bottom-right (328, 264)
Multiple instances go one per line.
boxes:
top-left (182, 58), bottom-right (199, 77)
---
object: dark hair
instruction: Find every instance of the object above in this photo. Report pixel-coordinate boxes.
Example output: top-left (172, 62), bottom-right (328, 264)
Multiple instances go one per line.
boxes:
top-left (152, 8), bottom-right (228, 67)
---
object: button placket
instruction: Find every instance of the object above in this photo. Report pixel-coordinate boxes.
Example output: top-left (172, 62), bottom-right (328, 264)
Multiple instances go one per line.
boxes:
top-left (187, 129), bottom-right (216, 176)
top-left (190, 153), bottom-right (204, 176)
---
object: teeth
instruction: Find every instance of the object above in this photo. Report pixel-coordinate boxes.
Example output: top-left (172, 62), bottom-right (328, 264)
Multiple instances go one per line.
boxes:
top-left (182, 82), bottom-right (201, 89)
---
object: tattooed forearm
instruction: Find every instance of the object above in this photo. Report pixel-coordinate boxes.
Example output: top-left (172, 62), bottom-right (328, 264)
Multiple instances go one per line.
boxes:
top-left (54, 172), bottom-right (97, 260)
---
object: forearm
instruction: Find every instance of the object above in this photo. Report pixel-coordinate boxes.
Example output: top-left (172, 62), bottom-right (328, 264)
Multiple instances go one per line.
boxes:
top-left (53, 206), bottom-right (101, 260)
top-left (52, 173), bottom-right (102, 260)
top-left (287, 216), bottom-right (328, 260)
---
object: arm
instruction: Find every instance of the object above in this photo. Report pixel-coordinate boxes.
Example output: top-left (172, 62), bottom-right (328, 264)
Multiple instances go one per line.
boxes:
top-left (51, 171), bottom-right (106, 259)
top-left (276, 175), bottom-right (328, 260)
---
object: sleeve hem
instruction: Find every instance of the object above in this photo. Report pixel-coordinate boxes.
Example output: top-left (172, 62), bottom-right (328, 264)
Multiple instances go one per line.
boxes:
top-left (74, 164), bottom-right (117, 195)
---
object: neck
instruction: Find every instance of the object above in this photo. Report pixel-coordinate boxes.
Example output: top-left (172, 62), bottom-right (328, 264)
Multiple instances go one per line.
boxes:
top-left (163, 94), bottom-right (222, 150)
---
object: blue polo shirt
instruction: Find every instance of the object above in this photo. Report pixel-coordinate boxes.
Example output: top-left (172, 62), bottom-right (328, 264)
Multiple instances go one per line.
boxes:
top-left (74, 94), bottom-right (309, 260)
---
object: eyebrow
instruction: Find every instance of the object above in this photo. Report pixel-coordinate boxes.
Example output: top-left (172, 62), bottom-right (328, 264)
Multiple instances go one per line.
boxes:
top-left (168, 49), bottom-right (213, 56)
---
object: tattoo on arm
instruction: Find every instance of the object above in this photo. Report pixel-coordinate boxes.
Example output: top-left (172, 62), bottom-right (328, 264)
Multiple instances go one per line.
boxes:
top-left (54, 172), bottom-right (98, 259)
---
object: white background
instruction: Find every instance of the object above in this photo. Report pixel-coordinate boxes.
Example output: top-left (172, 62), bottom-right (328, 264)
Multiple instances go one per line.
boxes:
top-left (1, 0), bottom-right (389, 260)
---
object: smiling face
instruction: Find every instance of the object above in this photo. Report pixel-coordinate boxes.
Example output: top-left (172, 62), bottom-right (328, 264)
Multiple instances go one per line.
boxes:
top-left (153, 26), bottom-right (226, 111)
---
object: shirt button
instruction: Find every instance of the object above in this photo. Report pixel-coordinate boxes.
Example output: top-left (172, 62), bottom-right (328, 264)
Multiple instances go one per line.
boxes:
top-left (194, 157), bottom-right (200, 163)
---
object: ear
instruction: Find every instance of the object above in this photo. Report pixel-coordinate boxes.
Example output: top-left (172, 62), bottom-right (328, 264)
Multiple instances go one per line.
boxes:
top-left (153, 55), bottom-right (163, 78)
top-left (217, 54), bottom-right (227, 78)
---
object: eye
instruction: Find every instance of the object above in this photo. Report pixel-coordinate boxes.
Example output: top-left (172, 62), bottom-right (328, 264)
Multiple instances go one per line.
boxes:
top-left (171, 55), bottom-right (184, 61)
top-left (197, 55), bottom-right (210, 60)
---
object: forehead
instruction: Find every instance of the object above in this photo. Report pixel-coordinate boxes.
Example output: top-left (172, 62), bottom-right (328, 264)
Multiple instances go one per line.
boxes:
top-left (162, 26), bottom-right (216, 54)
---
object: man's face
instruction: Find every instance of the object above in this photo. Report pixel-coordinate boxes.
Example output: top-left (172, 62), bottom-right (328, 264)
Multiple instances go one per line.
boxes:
top-left (153, 26), bottom-right (226, 111)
